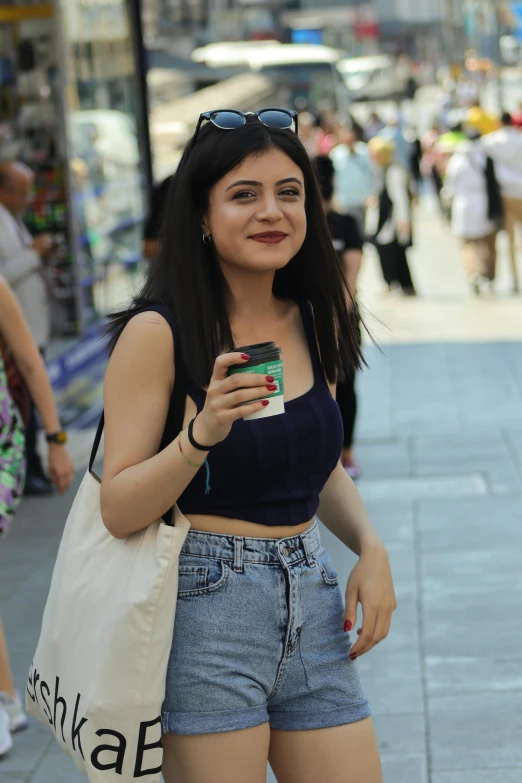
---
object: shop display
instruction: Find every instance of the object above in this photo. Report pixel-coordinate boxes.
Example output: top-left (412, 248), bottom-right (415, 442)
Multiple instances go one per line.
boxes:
top-left (24, 165), bottom-right (77, 336)
top-left (61, 0), bottom-right (148, 328)
top-left (0, 1), bottom-right (148, 341)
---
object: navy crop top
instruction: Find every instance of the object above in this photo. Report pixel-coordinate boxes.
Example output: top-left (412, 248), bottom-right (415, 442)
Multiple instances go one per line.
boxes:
top-left (151, 301), bottom-right (343, 527)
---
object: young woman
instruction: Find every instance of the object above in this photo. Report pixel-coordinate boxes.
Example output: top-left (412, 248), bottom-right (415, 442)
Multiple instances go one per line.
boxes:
top-left (366, 137), bottom-right (416, 296)
top-left (0, 277), bottom-right (74, 757)
top-left (102, 109), bottom-right (396, 783)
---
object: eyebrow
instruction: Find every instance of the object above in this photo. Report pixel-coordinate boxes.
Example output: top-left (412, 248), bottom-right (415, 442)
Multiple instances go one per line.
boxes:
top-left (225, 177), bottom-right (303, 191)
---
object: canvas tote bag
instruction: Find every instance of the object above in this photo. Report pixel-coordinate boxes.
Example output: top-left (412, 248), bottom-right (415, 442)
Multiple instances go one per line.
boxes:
top-left (26, 306), bottom-right (190, 780)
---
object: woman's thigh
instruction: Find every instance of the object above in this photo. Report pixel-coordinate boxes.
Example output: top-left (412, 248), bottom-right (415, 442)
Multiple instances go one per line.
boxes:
top-left (268, 718), bottom-right (382, 783)
top-left (162, 723), bottom-right (271, 783)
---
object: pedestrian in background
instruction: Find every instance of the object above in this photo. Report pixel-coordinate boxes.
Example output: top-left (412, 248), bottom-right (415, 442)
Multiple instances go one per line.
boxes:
top-left (365, 111), bottom-right (385, 140)
top-left (0, 162), bottom-right (54, 495)
top-left (103, 109), bottom-right (395, 781)
top-left (421, 122), bottom-right (443, 203)
top-left (142, 174), bottom-right (173, 261)
top-left (298, 111), bottom-right (320, 157)
top-left (407, 127), bottom-right (423, 194)
top-left (442, 135), bottom-right (499, 295)
top-left (510, 101), bottom-right (522, 128)
top-left (0, 277), bottom-right (74, 757)
top-left (329, 124), bottom-right (377, 237)
top-left (377, 113), bottom-right (412, 170)
top-left (466, 101), bottom-right (500, 137)
top-left (315, 155), bottom-right (364, 479)
top-left (316, 111), bottom-right (339, 155)
top-left (482, 111), bottom-right (522, 292)
top-left (366, 137), bottom-right (416, 296)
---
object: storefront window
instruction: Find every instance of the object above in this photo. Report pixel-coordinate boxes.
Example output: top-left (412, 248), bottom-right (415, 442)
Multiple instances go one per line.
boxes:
top-left (0, 5), bottom-right (75, 339)
top-left (59, 0), bottom-right (148, 329)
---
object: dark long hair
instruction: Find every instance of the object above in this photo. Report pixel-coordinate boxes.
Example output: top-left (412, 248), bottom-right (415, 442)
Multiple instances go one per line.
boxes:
top-left (106, 117), bottom-right (364, 385)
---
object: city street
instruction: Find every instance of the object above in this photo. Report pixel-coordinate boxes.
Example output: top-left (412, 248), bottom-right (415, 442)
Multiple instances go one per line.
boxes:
top-left (1, 197), bottom-right (522, 781)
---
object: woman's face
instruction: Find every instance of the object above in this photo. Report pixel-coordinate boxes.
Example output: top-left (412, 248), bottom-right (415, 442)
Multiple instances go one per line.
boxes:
top-left (202, 148), bottom-right (307, 275)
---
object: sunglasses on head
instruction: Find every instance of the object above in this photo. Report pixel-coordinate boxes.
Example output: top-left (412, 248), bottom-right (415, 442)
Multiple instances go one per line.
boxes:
top-left (193, 108), bottom-right (298, 144)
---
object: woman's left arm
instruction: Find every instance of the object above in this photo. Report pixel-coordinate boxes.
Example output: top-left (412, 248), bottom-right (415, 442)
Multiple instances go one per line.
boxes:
top-left (317, 461), bottom-right (397, 657)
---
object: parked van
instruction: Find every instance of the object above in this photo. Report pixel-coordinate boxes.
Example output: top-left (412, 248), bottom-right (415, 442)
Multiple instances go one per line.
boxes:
top-left (338, 55), bottom-right (416, 102)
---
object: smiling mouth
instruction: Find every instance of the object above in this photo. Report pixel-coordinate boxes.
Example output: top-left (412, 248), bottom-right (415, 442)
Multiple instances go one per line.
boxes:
top-left (250, 232), bottom-right (288, 244)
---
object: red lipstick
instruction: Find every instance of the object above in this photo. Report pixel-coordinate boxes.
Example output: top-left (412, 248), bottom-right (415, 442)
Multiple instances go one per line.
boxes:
top-left (250, 232), bottom-right (287, 244)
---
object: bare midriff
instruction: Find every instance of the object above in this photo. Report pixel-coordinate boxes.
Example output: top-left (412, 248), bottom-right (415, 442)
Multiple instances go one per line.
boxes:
top-left (184, 514), bottom-right (315, 539)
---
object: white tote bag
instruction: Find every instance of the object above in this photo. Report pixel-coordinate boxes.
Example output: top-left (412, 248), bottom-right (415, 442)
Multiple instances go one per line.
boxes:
top-left (27, 408), bottom-right (190, 780)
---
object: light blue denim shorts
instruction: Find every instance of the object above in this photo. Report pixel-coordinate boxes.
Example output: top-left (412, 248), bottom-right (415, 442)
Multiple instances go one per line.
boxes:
top-left (161, 518), bottom-right (371, 735)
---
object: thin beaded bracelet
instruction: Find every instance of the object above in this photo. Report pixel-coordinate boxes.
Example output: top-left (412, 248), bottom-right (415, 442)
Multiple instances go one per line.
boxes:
top-left (178, 433), bottom-right (205, 469)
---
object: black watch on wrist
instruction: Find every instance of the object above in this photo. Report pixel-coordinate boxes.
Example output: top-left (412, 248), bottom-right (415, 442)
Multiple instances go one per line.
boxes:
top-left (46, 431), bottom-right (68, 445)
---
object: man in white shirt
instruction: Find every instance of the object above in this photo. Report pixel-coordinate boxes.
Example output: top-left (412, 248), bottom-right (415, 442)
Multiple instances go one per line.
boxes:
top-left (329, 126), bottom-right (377, 236)
top-left (0, 161), bottom-right (55, 493)
top-left (482, 113), bottom-right (522, 292)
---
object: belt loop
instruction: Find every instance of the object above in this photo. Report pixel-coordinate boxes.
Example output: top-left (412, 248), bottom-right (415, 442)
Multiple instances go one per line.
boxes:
top-left (233, 537), bottom-right (244, 573)
top-left (300, 532), bottom-right (315, 568)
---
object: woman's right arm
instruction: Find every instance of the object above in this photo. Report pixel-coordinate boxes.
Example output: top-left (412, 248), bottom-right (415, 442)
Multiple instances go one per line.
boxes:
top-left (101, 312), bottom-right (273, 538)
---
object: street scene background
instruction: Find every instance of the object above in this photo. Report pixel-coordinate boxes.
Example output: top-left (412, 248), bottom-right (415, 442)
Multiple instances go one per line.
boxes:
top-left (1, 0), bottom-right (522, 781)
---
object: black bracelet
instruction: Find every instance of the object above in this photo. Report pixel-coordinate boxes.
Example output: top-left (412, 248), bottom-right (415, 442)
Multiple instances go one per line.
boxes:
top-left (187, 417), bottom-right (214, 451)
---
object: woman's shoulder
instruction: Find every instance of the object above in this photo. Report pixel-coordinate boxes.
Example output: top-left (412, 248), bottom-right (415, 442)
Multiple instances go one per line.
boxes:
top-left (128, 308), bottom-right (172, 327)
top-left (106, 309), bottom-right (175, 390)
top-left (121, 303), bottom-right (176, 336)
top-left (114, 308), bottom-right (175, 363)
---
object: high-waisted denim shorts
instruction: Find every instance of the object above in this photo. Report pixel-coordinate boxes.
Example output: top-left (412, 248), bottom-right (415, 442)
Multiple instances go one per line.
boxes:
top-left (161, 518), bottom-right (371, 735)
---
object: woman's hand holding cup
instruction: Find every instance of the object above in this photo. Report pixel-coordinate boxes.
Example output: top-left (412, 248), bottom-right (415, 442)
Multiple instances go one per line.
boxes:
top-left (192, 352), bottom-right (276, 447)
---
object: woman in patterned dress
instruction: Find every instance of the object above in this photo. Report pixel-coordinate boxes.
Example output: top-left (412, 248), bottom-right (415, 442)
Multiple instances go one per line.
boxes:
top-left (0, 276), bottom-right (75, 757)
top-left (0, 348), bottom-right (25, 539)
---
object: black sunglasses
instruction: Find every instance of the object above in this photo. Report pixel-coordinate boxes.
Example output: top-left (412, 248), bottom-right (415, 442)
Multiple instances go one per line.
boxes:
top-left (193, 108), bottom-right (298, 144)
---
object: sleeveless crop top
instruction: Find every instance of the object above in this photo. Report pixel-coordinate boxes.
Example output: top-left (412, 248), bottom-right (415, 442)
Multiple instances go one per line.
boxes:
top-left (149, 301), bottom-right (343, 527)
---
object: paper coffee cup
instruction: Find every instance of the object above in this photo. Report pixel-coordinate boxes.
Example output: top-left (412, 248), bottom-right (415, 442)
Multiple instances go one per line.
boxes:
top-left (228, 342), bottom-right (284, 420)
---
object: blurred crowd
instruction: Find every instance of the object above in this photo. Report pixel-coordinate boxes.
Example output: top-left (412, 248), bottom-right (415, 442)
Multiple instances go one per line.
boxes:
top-left (296, 108), bottom-right (419, 297)
top-left (293, 97), bottom-right (522, 298)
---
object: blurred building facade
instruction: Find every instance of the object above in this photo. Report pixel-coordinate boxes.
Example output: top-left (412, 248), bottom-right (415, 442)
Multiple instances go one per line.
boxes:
top-left (369, 0), bottom-right (463, 60)
top-left (140, 0), bottom-right (381, 52)
top-left (462, 1), bottom-right (518, 62)
top-left (140, 0), bottom-right (475, 62)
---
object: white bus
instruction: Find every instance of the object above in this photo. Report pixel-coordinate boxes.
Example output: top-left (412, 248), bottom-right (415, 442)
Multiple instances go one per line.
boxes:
top-left (192, 43), bottom-right (350, 114)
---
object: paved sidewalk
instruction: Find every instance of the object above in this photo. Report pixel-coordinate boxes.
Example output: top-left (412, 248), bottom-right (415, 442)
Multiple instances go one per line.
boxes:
top-left (1, 203), bottom-right (522, 781)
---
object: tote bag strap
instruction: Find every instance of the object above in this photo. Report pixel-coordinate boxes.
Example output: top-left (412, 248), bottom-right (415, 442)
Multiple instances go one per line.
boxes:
top-left (89, 306), bottom-right (187, 525)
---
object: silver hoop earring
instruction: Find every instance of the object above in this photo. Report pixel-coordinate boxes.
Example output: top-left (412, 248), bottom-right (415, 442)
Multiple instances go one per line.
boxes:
top-left (202, 233), bottom-right (212, 246)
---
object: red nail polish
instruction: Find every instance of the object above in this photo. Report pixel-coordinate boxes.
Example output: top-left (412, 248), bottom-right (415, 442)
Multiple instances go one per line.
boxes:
top-left (267, 384), bottom-right (278, 391)
top-left (241, 354), bottom-right (251, 360)
top-left (261, 400), bottom-right (270, 407)
top-left (344, 620), bottom-right (352, 632)
top-left (350, 653), bottom-right (357, 661)
top-left (265, 375), bottom-right (274, 382)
